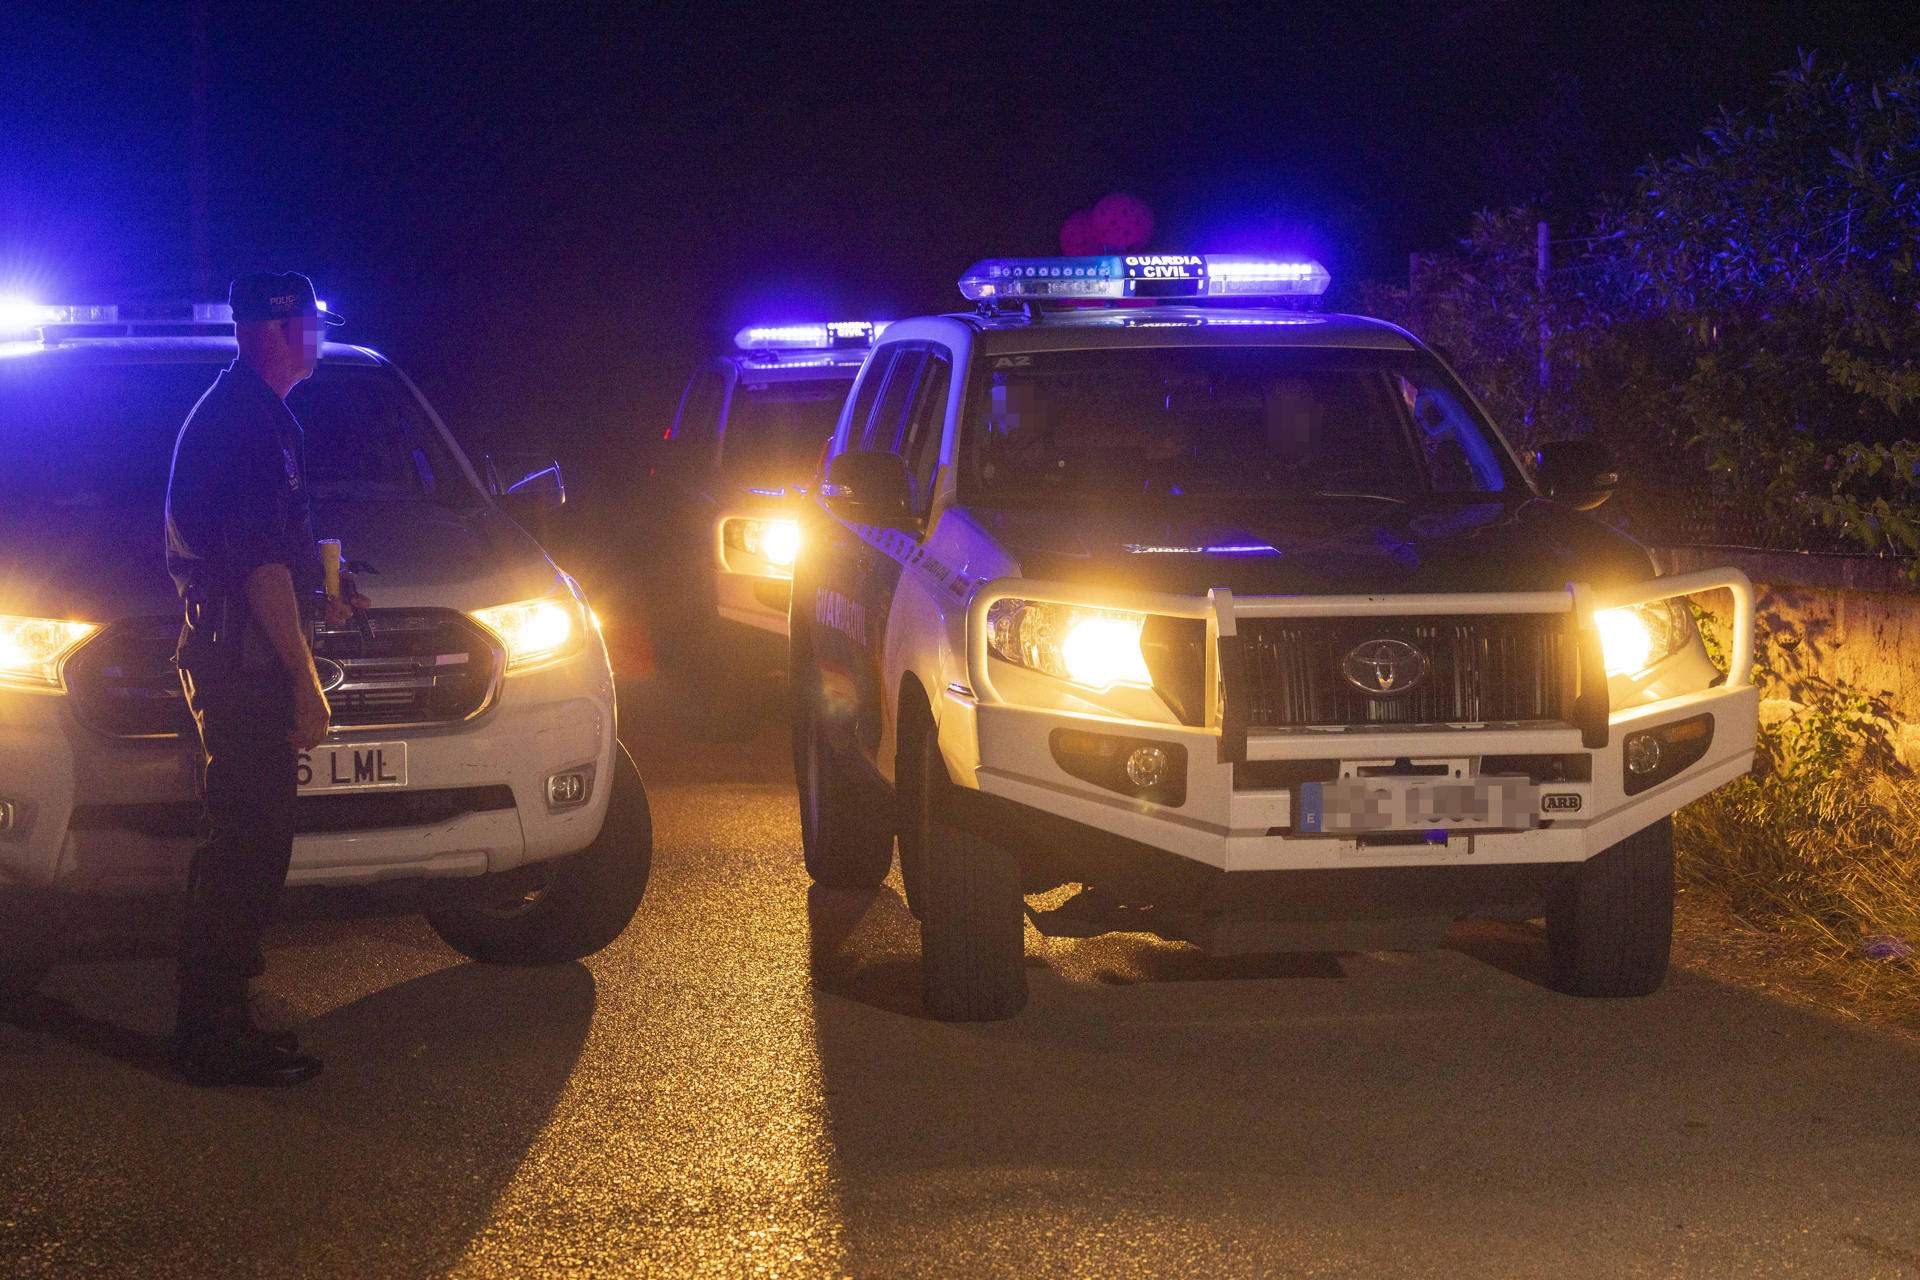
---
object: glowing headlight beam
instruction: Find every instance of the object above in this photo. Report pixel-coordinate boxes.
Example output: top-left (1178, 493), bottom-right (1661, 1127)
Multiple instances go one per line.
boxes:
top-left (0, 613), bottom-right (100, 689)
top-left (1595, 603), bottom-right (1690, 677)
top-left (758, 519), bottom-right (800, 569)
top-left (721, 516), bottom-right (801, 578)
top-left (470, 591), bottom-right (587, 672)
top-left (985, 598), bottom-right (1154, 691)
top-left (1061, 615), bottom-right (1152, 689)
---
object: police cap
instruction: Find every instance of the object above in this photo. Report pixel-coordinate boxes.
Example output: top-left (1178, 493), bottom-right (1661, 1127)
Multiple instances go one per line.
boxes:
top-left (228, 271), bottom-right (345, 326)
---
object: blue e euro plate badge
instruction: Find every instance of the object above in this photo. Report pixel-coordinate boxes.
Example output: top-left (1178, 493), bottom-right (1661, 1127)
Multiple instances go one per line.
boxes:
top-left (1298, 781), bottom-right (1326, 834)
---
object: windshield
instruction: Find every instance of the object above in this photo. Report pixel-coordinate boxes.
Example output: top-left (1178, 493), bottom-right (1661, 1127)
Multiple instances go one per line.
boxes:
top-left (0, 357), bottom-right (483, 517)
top-left (721, 378), bottom-right (848, 481)
top-left (962, 345), bottom-right (1518, 507)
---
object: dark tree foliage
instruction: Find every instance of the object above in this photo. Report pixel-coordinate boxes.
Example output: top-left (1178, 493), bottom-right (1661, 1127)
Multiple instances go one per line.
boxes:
top-left (1365, 55), bottom-right (1920, 561)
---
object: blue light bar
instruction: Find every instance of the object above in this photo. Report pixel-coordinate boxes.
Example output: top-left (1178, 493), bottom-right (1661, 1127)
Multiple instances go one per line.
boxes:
top-left (734, 320), bottom-right (886, 352)
top-left (0, 299), bottom-right (121, 334)
top-left (956, 254), bottom-right (1330, 303)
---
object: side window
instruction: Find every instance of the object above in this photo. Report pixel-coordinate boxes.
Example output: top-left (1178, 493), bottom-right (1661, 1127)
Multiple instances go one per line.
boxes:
top-left (1398, 375), bottom-right (1506, 492)
top-left (900, 350), bottom-right (952, 515)
top-left (861, 347), bottom-right (929, 453)
top-left (673, 370), bottom-right (726, 454)
top-left (838, 348), bottom-right (896, 455)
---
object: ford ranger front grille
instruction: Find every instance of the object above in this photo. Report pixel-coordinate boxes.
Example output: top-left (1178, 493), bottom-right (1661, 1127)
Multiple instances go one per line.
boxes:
top-left (65, 610), bottom-right (504, 739)
top-left (1235, 613), bottom-right (1576, 729)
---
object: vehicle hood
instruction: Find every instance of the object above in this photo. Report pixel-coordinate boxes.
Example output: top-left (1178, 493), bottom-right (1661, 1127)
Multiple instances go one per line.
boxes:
top-left (970, 497), bottom-right (1655, 598)
top-left (0, 501), bottom-right (562, 624)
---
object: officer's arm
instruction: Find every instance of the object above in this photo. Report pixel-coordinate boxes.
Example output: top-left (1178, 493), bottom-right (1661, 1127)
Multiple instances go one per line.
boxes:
top-left (244, 563), bottom-right (322, 690)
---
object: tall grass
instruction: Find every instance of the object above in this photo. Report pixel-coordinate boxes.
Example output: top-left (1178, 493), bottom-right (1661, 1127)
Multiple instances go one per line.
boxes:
top-left (1673, 630), bottom-right (1920, 1016)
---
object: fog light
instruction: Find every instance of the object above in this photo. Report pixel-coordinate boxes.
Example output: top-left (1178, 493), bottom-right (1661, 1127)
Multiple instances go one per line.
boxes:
top-left (1048, 729), bottom-right (1187, 806)
top-left (1125, 746), bottom-right (1169, 789)
top-left (547, 769), bottom-right (590, 808)
top-left (1622, 714), bottom-right (1715, 796)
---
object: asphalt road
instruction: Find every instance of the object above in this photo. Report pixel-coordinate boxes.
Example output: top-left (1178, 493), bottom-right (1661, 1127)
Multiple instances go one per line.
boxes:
top-left (6, 677), bottom-right (1920, 1279)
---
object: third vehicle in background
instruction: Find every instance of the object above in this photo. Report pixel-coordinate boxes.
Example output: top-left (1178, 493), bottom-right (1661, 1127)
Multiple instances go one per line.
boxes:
top-left (645, 321), bottom-right (883, 724)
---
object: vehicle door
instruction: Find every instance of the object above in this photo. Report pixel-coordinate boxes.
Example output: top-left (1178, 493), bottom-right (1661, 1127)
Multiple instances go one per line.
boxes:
top-left (872, 344), bottom-right (954, 775)
top-left (654, 363), bottom-right (731, 632)
top-left (806, 342), bottom-right (925, 763)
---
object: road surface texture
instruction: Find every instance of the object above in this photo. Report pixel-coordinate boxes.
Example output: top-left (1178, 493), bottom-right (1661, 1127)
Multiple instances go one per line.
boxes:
top-left (5, 677), bottom-right (1920, 1278)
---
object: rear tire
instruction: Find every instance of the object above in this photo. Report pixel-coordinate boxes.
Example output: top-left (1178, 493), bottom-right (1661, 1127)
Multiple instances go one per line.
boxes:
top-left (793, 658), bottom-right (894, 888)
top-left (427, 745), bottom-right (652, 964)
top-left (901, 709), bottom-right (1027, 1021)
top-left (1546, 817), bottom-right (1674, 997)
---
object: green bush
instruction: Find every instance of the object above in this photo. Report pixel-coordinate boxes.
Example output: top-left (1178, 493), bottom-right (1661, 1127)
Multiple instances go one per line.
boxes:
top-left (1364, 55), bottom-right (1920, 563)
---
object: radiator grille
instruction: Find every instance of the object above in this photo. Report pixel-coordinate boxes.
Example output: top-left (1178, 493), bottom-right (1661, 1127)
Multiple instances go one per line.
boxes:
top-left (65, 609), bottom-right (503, 739)
top-left (1236, 613), bottom-right (1575, 729)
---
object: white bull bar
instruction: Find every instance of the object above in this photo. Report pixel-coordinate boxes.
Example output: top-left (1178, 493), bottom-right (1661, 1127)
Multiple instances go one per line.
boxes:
top-left (964, 569), bottom-right (1754, 762)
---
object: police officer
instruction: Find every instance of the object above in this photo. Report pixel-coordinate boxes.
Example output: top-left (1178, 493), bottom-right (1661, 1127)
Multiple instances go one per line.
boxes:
top-left (164, 272), bottom-right (364, 1087)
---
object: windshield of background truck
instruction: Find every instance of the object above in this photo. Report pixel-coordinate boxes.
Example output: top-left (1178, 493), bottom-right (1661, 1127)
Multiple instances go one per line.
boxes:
top-left (721, 378), bottom-right (846, 481)
top-left (0, 360), bottom-right (483, 517)
top-left (962, 345), bottom-right (1517, 507)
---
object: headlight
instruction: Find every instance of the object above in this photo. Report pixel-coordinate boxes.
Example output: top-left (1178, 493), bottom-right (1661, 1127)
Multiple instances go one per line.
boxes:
top-left (721, 517), bottom-right (800, 578)
top-left (1595, 601), bottom-right (1692, 677)
top-left (471, 582), bottom-right (589, 673)
top-left (986, 598), bottom-right (1153, 690)
top-left (0, 614), bottom-right (100, 691)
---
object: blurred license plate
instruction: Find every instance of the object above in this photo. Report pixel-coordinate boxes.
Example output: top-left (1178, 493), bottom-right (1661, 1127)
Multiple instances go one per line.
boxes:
top-left (1296, 777), bottom-right (1539, 834)
top-left (297, 742), bottom-right (408, 794)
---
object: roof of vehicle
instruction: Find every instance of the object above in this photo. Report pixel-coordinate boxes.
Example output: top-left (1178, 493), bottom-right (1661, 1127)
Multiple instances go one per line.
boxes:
top-left (0, 335), bottom-right (387, 368)
top-left (876, 306), bottom-right (1420, 355)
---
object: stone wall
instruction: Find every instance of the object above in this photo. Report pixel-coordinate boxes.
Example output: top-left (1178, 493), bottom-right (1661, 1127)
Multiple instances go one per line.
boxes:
top-left (1648, 545), bottom-right (1920, 761)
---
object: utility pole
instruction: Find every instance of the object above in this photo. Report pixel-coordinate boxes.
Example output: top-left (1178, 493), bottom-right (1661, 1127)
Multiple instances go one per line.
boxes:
top-left (189, 0), bottom-right (211, 297)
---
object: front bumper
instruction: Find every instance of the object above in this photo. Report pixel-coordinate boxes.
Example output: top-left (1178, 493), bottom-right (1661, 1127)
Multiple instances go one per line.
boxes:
top-left (942, 569), bottom-right (1759, 875)
top-left (0, 647), bottom-right (617, 895)
top-left (713, 570), bottom-right (792, 638)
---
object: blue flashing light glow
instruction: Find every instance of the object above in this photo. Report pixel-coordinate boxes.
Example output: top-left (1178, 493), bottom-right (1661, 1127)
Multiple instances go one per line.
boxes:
top-left (734, 320), bottom-right (887, 352)
top-left (1123, 542), bottom-right (1281, 556)
top-left (958, 254), bottom-right (1330, 303)
top-left (0, 299), bottom-right (121, 333)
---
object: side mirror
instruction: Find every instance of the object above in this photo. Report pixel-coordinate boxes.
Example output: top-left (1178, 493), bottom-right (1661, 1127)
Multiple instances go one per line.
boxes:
top-left (1534, 440), bottom-right (1618, 511)
top-left (821, 449), bottom-right (911, 523)
top-left (487, 455), bottom-right (568, 513)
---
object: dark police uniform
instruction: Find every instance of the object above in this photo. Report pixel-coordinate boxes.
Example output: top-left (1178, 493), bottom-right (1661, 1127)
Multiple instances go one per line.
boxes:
top-left (162, 273), bottom-right (341, 1075)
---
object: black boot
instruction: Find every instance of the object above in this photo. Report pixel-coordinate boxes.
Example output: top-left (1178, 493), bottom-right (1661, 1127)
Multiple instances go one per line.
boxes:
top-left (175, 983), bottom-right (320, 1088)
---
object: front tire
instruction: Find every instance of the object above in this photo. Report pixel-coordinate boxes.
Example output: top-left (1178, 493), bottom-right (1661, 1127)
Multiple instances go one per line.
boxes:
top-left (1546, 817), bottom-right (1674, 997)
top-left (427, 745), bottom-right (653, 964)
top-left (792, 657), bottom-right (894, 888)
top-left (900, 708), bottom-right (1027, 1021)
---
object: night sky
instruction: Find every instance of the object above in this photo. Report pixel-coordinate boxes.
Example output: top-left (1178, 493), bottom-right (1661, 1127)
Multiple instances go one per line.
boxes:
top-left (4, 2), bottom-right (1917, 487)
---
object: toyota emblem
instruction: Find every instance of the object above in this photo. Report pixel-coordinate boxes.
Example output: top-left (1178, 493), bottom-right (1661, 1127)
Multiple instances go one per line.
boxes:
top-left (313, 656), bottom-right (346, 693)
top-left (1341, 638), bottom-right (1429, 696)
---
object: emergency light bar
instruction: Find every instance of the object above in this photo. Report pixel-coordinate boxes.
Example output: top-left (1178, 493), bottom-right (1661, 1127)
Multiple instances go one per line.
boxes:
top-left (957, 254), bottom-right (1331, 303)
top-left (734, 320), bottom-right (886, 352)
top-left (0, 298), bottom-right (337, 338)
top-left (0, 300), bottom-right (121, 334)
